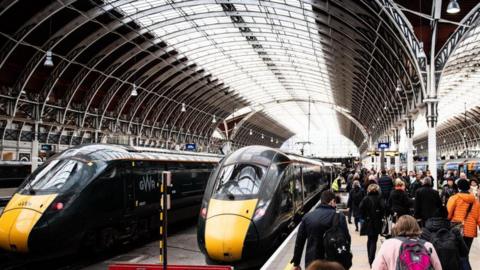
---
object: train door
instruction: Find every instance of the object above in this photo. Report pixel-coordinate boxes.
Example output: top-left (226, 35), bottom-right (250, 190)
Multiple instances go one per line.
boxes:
top-left (124, 161), bottom-right (136, 213)
top-left (278, 164), bottom-right (294, 225)
top-left (293, 165), bottom-right (303, 214)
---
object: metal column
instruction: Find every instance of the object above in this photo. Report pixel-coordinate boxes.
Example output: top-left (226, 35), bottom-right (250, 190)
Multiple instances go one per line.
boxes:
top-left (405, 118), bottom-right (414, 173)
top-left (426, 0), bottom-right (441, 189)
top-left (31, 121), bottom-right (39, 173)
top-left (394, 128), bottom-right (401, 173)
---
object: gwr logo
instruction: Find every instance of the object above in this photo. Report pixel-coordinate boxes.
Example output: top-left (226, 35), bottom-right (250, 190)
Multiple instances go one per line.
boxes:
top-left (139, 175), bottom-right (156, 192)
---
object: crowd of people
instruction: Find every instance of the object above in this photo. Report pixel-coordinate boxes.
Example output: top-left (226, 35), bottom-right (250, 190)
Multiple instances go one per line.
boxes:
top-left (291, 168), bottom-right (480, 270)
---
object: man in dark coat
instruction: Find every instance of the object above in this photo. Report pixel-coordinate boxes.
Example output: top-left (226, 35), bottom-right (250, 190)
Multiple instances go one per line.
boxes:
top-left (421, 206), bottom-right (468, 270)
top-left (414, 177), bottom-right (442, 226)
top-left (292, 190), bottom-right (350, 269)
top-left (378, 170), bottom-right (393, 202)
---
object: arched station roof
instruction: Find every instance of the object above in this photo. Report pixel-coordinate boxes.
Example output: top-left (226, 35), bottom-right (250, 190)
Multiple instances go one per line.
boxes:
top-left (0, 0), bottom-right (431, 152)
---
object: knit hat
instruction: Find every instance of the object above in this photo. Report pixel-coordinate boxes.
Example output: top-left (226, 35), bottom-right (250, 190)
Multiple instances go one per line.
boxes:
top-left (457, 179), bottom-right (470, 192)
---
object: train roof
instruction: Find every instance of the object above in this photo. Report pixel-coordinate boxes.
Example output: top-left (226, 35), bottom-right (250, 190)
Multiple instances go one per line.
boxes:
top-left (52, 144), bottom-right (222, 163)
top-left (223, 145), bottom-right (326, 167)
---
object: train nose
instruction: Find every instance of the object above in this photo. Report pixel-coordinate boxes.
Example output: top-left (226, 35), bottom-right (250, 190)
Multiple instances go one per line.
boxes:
top-left (0, 194), bottom-right (57, 252)
top-left (0, 208), bottom-right (42, 252)
top-left (203, 198), bottom-right (258, 262)
top-left (205, 214), bottom-right (257, 261)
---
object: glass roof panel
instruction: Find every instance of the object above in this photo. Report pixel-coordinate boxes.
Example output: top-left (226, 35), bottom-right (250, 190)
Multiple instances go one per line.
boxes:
top-left (107, 0), bottom-right (351, 154)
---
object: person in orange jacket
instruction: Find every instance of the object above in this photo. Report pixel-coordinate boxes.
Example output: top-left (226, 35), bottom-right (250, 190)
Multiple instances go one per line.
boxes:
top-left (447, 178), bottom-right (480, 265)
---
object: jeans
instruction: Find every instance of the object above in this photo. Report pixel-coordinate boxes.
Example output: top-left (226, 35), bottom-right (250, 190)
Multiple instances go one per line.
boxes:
top-left (354, 216), bottom-right (360, 230)
top-left (463, 237), bottom-right (473, 270)
top-left (367, 234), bottom-right (379, 266)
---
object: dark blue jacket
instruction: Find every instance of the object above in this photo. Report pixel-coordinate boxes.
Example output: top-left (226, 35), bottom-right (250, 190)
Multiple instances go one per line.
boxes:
top-left (292, 205), bottom-right (350, 267)
top-left (378, 175), bottom-right (393, 199)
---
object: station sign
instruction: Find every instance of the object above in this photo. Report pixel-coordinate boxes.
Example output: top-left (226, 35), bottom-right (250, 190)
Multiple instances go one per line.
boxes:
top-left (378, 142), bottom-right (390, 149)
top-left (41, 144), bottom-right (52, 151)
top-left (185, 143), bottom-right (196, 151)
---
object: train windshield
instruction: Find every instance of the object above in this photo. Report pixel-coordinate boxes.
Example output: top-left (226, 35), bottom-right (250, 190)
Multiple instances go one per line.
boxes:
top-left (20, 159), bottom-right (106, 194)
top-left (213, 163), bottom-right (266, 199)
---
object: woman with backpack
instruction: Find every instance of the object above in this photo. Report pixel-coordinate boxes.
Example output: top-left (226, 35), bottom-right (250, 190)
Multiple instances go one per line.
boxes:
top-left (421, 206), bottom-right (468, 270)
top-left (372, 215), bottom-right (442, 270)
top-left (347, 180), bottom-right (364, 231)
top-left (359, 184), bottom-right (385, 267)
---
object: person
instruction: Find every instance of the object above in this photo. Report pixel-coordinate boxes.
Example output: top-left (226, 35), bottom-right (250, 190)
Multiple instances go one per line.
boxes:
top-left (347, 180), bottom-right (364, 231)
top-left (470, 178), bottom-right (479, 200)
top-left (414, 177), bottom-right (442, 226)
top-left (306, 260), bottom-right (345, 270)
top-left (347, 173), bottom-right (360, 223)
top-left (359, 184), bottom-right (385, 267)
top-left (421, 206), bottom-right (468, 270)
top-left (408, 175), bottom-right (422, 198)
top-left (378, 170), bottom-right (393, 203)
top-left (292, 190), bottom-right (351, 269)
top-left (401, 171), bottom-right (410, 189)
top-left (447, 178), bottom-right (480, 267)
top-left (456, 172), bottom-right (468, 184)
top-left (387, 179), bottom-right (411, 222)
top-left (332, 174), bottom-right (341, 192)
top-left (364, 174), bottom-right (377, 191)
top-left (371, 215), bottom-right (442, 270)
top-left (441, 177), bottom-right (458, 206)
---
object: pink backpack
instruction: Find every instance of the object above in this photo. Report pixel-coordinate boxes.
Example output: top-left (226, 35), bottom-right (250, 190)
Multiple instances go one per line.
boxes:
top-left (396, 237), bottom-right (434, 270)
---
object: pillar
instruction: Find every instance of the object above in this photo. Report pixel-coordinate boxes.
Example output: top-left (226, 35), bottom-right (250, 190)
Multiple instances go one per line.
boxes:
top-left (380, 148), bottom-right (385, 171)
top-left (426, 100), bottom-right (438, 188)
top-left (386, 153), bottom-right (391, 170)
top-left (405, 118), bottom-right (414, 173)
top-left (31, 121), bottom-right (39, 173)
top-left (393, 128), bottom-right (401, 173)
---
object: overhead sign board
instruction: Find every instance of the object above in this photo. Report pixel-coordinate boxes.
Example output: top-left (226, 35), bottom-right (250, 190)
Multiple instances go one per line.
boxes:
top-left (185, 143), bottom-right (196, 151)
top-left (378, 142), bottom-right (390, 149)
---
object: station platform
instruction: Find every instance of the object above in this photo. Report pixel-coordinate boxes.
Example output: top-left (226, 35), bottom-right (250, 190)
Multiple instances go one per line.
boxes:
top-left (262, 218), bottom-right (480, 270)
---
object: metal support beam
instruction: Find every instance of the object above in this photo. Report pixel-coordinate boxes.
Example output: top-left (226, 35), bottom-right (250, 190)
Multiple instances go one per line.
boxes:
top-left (405, 117), bottom-right (414, 173)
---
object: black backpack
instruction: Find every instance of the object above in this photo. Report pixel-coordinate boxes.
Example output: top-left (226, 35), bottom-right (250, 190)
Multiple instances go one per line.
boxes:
top-left (323, 213), bottom-right (352, 269)
top-left (428, 228), bottom-right (461, 269)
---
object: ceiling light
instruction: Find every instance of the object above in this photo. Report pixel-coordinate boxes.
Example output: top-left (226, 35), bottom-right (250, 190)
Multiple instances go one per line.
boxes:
top-left (44, 50), bottom-right (53, 67)
top-left (447, 0), bottom-right (460, 14)
top-left (181, 103), bottom-right (186, 112)
top-left (270, 137), bottom-right (273, 143)
top-left (212, 115), bottom-right (217, 124)
top-left (396, 81), bottom-right (402, 92)
top-left (261, 133), bottom-right (264, 139)
top-left (276, 139), bottom-right (279, 144)
top-left (417, 42), bottom-right (427, 59)
top-left (249, 129), bottom-right (252, 135)
top-left (131, 83), bottom-right (138, 96)
top-left (443, 139), bottom-right (446, 143)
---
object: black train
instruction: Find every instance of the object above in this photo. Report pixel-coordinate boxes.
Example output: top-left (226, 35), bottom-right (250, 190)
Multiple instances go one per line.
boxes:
top-left (197, 145), bottom-right (336, 267)
top-left (0, 144), bottom-right (220, 255)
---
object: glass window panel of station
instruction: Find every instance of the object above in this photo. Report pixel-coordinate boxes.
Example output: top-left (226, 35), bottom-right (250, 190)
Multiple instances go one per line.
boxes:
top-left (106, 0), bottom-right (341, 142)
top-left (434, 22), bottom-right (480, 128)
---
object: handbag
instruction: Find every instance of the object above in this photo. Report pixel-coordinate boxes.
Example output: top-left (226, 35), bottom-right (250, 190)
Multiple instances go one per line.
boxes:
top-left (381, 215), bottom-right (392, 237)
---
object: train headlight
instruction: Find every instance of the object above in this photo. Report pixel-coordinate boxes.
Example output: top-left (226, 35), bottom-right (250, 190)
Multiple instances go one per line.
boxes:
top-left (200, 207), bottom-right (207, 219)
top-left (253, 208), bottom-right (266, 220)
top-left (53, 202), bottom-right (64, 211)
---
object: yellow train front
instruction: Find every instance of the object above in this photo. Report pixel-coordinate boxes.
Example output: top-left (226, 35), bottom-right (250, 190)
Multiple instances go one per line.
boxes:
top-left (197, 146), bottom-right (330, 267)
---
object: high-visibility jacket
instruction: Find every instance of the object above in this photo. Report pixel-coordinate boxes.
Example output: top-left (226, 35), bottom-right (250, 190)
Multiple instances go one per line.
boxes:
top-left (332, 178), bottom-right (340, 192)
top-left (447, 192), bottom-right (480, 238)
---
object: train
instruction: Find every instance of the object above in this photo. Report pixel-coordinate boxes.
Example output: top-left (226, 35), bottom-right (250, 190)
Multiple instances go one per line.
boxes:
top-left (0, 144), bottom-right (220, 255)
top-left (0, 161), bottom-right (33, 188)
top-left (197, 146), bottom-right (338, 267)
top-left (408, 159), bottom-right (480, 181)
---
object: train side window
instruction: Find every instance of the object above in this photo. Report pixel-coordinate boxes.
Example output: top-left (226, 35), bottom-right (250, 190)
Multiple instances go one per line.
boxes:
top-left (100, 166), bottom-right (117, 179)
top-left (279, 166), bottom-right (293, 213)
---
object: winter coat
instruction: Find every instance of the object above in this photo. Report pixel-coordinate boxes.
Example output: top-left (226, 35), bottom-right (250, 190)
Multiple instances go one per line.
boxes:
top-left (347, 187), bottom-right (365, 218)
top-left (441, 185), bottom-right (458, 205)
top-left (292, 204), bottom-right (350, 268)
top-left (378, 175), bottom-right (393, 200)
top-left (371, 238), bottom-right (442, 270)
top-left (359, 192), bottom-right (385, 235)
top-left (447, 192), bottom-right (480, 238)
top-left (409, 180), bottom-right (421, 197)
top-left (387, 189), bottom-right (411, 217)
top-left (421, 217), bottom-right (468, 270)
top-left (414, 185), bottom-right (442, 221)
